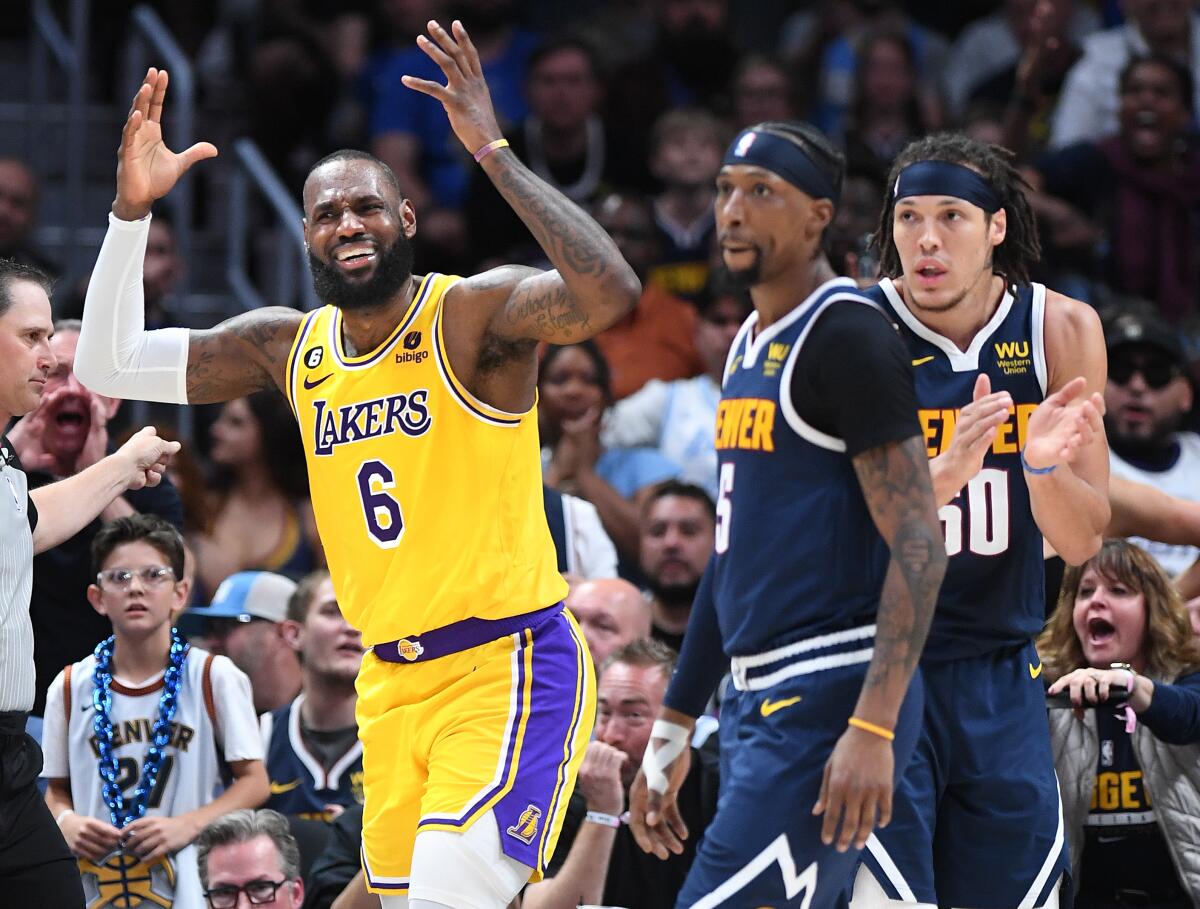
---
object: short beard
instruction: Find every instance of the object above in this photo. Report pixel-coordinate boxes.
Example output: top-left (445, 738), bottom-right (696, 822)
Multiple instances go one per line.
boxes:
top-left (719, 251), bottom-right (762, 290)
top-left (647, 576), bottom-right (701, 609)
top-left (309, 233), bottom-right (415, 312)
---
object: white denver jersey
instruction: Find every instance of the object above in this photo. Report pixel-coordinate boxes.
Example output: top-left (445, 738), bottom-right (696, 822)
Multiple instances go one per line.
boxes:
top-left (1110, 432), bottom-right (1200, 576)
top-left (42, 647), bottom-right (263, 909)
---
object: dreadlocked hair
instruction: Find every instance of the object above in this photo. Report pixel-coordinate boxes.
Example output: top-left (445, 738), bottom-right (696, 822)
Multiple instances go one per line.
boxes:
top-left (749, 120), bottom-right (846, 205)
top-left (871, 132), bottom-right (1041, 287)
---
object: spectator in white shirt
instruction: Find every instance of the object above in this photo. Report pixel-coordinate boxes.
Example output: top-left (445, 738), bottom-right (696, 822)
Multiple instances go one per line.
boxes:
top-left (1050, 0), bottom-right (1200, 147)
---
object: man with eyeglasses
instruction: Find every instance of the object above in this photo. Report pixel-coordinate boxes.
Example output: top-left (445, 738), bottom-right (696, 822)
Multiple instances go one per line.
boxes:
top-left (1104, 310), bottom-right (1200, 575)
top-left (196, 809), bottom-right (303, 908)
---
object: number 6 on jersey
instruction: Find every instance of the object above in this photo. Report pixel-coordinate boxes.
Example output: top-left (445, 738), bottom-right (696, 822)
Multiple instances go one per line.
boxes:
top-left (358, 459), bottom-right (404, 547)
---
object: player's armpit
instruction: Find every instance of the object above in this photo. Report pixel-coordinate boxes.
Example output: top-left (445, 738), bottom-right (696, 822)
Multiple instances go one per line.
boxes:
top-left (186, 307), bottom-right (304, 403)
top-left (852, 434), bottom-right (946, 696)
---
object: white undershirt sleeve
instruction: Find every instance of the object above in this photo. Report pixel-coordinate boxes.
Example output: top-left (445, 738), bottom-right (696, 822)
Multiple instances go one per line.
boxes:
top-left (74, 212), bottom-right (191, 404)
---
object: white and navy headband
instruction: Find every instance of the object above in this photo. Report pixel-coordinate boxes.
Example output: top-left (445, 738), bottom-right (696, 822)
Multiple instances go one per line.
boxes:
top-left (722, 128), bottom-right (840, 204)
top-left (893, 160), bottom-right (1001, 213)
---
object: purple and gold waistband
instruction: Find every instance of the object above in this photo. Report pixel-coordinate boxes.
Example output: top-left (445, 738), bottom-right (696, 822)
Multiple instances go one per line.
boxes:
top-left (371, 603), bottom-right (564, 664)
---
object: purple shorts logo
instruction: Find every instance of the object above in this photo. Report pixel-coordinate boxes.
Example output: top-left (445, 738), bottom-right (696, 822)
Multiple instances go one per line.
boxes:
top-left (506, 804), bottom-right (542, 844)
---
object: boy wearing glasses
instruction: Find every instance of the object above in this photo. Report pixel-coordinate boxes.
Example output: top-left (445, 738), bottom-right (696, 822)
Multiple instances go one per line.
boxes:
top-left (1103, 310), bottom-right (1200, 577)
top-left (41, 514), bottom-right (268, 908)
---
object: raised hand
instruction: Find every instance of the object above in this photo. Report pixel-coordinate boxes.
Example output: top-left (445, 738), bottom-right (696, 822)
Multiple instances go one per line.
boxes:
top-left (940, 373), bottom-right (1013, 492)
top-left (578, 741), bottom-right (627, 816)
top-left (114, 68), bottom-right (218, 221)
top-left (1023, 376), bottom-right (1105, 472)
top-left (401, 20), bottom-right (504, 157)
top-left (6, 399), bottom-right (56, 472)
top-left (74, 393), bottom-right (114, 473)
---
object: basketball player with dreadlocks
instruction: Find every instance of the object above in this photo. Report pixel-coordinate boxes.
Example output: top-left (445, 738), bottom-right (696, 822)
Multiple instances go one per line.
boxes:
top-left (627, 120), bottom-right (946, 908)
top-left (853, 134), bottom-right (1110, 909)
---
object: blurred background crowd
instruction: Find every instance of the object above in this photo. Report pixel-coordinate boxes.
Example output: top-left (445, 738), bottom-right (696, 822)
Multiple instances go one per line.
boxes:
top-left (9, 0), bottom-right (1200, 907)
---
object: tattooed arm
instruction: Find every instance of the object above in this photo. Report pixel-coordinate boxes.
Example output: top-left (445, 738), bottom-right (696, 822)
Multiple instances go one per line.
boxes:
top-left (799, 303), bottom-right (945, 852)
top-left (812, 435), bottom-right (945, 854)
top-left (401, 20), bottom-right (640, 345)
top-left (185, 308), bottom-right (303, 402)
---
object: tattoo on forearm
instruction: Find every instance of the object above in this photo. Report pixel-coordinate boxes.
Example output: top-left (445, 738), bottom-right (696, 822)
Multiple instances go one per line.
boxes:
top-left (494, 165), bottom-right (610, 280)
top-left (853, 436), bottom-right (947, 691)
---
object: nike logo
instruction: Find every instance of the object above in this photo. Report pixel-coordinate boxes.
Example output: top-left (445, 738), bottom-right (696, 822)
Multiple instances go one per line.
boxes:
top-left (269, 779), bottom-right (302, 795)
top-left (911, 356), bottom-right (935, 367)
top-left (1029, 661), bottom-right (1044, 679)
top-left (303, 374), bottom-right (332, 390)
top-left (760, 695), bottom-right (803, 717)
top-left (1097, 834), bottom-right (1126, 844)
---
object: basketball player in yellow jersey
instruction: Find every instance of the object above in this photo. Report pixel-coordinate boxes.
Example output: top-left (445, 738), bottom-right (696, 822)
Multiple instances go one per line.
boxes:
top-left (76, 22), bottom-right (641, 909)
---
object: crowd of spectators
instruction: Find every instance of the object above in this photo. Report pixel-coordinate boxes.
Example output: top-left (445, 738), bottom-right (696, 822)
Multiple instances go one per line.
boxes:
top-left (10, 0), bottom-right (1200, 906)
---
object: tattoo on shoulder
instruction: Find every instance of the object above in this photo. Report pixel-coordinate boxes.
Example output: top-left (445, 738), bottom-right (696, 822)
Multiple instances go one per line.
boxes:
top-left (187, 308), bottom-right (303, 402)
top-left (227, 309), bottom-right (303, 367)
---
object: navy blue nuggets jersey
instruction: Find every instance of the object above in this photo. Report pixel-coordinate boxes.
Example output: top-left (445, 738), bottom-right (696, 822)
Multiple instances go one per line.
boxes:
top-left (261, 696), bottom-right (364, 822)
top-left (866, 279), bottom-right (1047, 660)
top-left (713, 278), bottom-right (891, 654)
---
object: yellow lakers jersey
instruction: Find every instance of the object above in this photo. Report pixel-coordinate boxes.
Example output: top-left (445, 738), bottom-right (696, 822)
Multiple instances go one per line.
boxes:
top-left (285, 273), bottom-right (567, 645)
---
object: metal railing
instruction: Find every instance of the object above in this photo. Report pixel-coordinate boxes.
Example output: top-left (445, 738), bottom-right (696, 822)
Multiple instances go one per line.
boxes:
top-left (29, 0), bottom-right (88, 279)
top-left (124, 4), bottom-right (195, 297)
top-left (227, 138), bottom-right (318, 311)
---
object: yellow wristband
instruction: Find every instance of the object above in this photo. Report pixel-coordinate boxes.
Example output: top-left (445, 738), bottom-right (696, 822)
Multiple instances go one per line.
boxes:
top-left (848, 716), bottom-right (895, 741)
top-left (473, 138), bottom-right (510, 163)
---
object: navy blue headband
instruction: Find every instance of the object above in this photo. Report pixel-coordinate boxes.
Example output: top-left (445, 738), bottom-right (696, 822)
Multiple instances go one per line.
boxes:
top-left (722, 129), bottom-right (840, 204)
top-left (893, 161), bottom-right (1002, 213)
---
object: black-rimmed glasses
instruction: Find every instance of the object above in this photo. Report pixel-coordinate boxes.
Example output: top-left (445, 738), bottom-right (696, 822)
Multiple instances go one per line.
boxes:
top-left (204, 878), bottom-right (294, 907)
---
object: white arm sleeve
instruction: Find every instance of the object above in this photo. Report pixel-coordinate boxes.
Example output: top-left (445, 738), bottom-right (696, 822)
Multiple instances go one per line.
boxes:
top-left (74, 212), bottom-right (191, 404)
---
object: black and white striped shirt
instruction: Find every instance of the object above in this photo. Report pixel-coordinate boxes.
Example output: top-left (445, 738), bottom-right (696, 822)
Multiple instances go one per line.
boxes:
top-left (0, 436), bottom-right (38, 712)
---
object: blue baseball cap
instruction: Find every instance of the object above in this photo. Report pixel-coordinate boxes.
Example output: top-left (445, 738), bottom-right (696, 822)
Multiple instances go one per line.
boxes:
top-left (187, 571), bottom-right (298, 624)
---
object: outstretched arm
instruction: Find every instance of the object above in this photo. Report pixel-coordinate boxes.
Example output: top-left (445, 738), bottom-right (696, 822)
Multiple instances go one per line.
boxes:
top-left (31, 427), bottom-right (179, 553)
top-left (76, 67), bottom-right (300, 404)
top-left (402, 20), bottom-right (640, 344)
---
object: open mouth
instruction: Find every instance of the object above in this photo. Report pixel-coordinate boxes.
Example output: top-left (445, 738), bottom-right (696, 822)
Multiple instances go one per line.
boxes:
top-left (913, 259), bottom-right (947, 286)
top-left (333, 242), bottom-right (377, 272)
top-left (1087, 616), bottom-right (1116, 645)
top-left (50, 394), bottom-right (90, 432)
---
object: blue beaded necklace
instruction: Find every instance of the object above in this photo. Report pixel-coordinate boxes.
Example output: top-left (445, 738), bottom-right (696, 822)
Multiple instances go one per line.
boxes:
top-left (91, 627), bottom-right (189, 828)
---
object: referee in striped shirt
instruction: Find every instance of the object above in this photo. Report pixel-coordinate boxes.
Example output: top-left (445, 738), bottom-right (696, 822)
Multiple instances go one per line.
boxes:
top-left (0, 259), bottom-right (179, 906)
